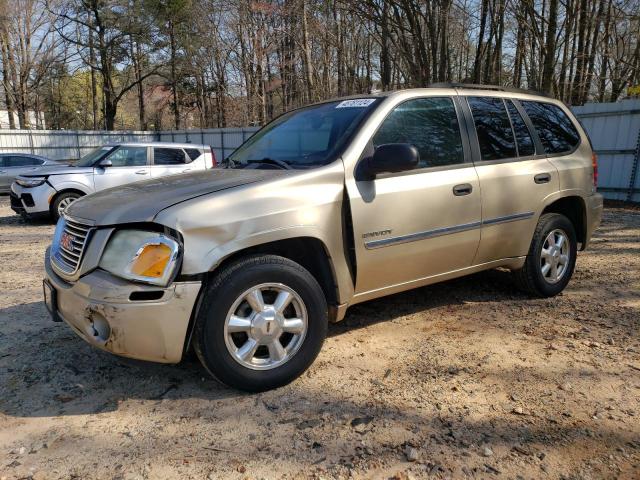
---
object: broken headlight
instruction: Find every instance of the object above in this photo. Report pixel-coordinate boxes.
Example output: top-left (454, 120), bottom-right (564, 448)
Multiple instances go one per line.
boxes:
top-left (99, 230), bottom-right (181, 287)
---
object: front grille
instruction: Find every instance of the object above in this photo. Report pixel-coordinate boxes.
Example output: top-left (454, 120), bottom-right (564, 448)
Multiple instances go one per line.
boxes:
top-left (51, 217), bottom-right (93, 275)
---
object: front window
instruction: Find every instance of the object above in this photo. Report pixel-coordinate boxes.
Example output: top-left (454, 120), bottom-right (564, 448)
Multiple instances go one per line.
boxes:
top-left (105, 146), bottom-right (148, 167)
top-left (76, 146), bottom-right (115, 167)
top-left (373, 97), bottom-right (465, 168)
top-left (229, 99), bottom-right (380, 169)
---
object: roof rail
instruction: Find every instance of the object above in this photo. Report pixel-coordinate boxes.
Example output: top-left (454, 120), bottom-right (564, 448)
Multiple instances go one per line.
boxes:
top-left (428, 82), bottom-right (551, 98)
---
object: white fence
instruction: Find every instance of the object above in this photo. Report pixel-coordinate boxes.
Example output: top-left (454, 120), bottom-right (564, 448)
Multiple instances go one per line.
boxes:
top-left (573, 100), bottom-right (640, 203)
top-left (0, 127), bottom-right (260, 164)
top-left (0, 101), bottom-right (639, 202)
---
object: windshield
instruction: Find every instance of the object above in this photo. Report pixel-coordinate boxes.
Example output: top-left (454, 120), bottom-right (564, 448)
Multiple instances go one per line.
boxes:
top-left (229, 98), bottom-right (380, 168)
top-left (75, 146), bottom-right (115, 167)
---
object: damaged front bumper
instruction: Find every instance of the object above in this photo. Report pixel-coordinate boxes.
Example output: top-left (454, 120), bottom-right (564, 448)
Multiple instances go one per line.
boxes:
top-left (44, 248), bottom-right (201, 363)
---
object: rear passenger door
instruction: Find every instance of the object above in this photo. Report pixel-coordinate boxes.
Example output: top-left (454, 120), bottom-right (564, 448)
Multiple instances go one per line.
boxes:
top-left (348, 96), bottom-right (482, 297)
top-left (150, 147), bottom-right (192, 178)
top-left (463, 97), bottom-right (559, 264)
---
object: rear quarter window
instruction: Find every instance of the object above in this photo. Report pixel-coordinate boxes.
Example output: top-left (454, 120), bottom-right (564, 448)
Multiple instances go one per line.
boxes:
top-left (184, 148), bottom-right (202, 162)
top-left (521, 101), bottom-right (580, 154)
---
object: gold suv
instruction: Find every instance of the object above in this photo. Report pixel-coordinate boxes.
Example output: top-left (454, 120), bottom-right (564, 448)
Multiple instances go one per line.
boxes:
top-left (43, 85), bottom-right (603, 391)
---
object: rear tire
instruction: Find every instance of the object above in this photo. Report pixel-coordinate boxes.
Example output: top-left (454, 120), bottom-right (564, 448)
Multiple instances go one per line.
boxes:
top-left (193, 255), bottom-right (328, 392)
top-left (513, 213), bottom-right (577, 297)
top-left (51, 191), bottom-right (82, 222)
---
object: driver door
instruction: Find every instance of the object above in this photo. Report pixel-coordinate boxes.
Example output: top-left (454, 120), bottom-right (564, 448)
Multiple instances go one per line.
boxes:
top-left (93, 145), bottom-right (150, 191)
top-left (347, 96), bottom-right (482, 299)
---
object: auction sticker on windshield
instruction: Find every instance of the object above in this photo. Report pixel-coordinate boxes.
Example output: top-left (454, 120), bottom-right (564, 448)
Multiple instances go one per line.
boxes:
top-left (335, 99), bottom-right (376, 108)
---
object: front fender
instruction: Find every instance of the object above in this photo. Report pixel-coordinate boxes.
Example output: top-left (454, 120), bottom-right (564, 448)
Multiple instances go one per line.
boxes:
top-left (48, 174), bottom-right (93, 195)
top-left (154, 162), bottom-right (354, 304)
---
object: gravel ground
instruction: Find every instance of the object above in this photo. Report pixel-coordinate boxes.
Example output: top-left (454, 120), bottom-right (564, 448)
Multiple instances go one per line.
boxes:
top-left (0, 196), bottom-right (639, 480)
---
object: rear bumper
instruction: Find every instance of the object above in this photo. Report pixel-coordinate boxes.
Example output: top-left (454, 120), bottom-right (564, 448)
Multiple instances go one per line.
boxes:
top-left (10, 182), bottom-right (55, 216)
top-left (583, 193), bottom-right (603, 250)
top-left (44, 248), bottom-right (202, 363)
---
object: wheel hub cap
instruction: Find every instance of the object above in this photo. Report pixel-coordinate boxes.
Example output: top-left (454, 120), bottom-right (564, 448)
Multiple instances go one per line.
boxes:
top-left (223, 283), bottom-right (308, 370)
top-left (251, 307), bottom-right (283, 340)
top-left (540, 229), bottom-right (570, 284)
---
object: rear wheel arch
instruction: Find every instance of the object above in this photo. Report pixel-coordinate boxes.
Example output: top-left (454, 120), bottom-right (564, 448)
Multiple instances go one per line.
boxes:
top-left (541, 195), bottom-right (587, 249)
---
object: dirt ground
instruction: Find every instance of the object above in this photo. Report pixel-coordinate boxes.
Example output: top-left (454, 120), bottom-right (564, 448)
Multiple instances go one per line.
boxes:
top-left (0, 197), bottom-right (638, 480)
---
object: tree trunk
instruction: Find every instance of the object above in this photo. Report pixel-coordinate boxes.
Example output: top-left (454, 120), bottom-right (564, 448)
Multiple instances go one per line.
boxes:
top-left (380, 1), bottom-right (391, 89)
top-left (571, 0), bottom-right (589, 104)
top-left (541, 0), bottom-right (558, 94)
top-left (301, 0), bottom-right (314, 102)
top-left (473, 0), bottom-right (489, 83)
top-left (88, 21), bottom-right (99, 130)
top-left (0, 31), bottom-right (16, 129)
top-left (169, 20), bottom-right (180, 129)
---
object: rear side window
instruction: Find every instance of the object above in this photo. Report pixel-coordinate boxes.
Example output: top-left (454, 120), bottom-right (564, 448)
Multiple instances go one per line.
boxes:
top-left (506, 101), bottom-right (535, 156)
top-left (154, 148), bottom-right (187, 165)
top-left (373, 97), bottom-right (464, 168)
top-left (8, 156), bottom-right (43, 167)
top-left (468, 97), bottom-right (517, 161)
top-left (184, 148), bottom-right (202, 161)
top-left (521, 101), bottom-right (580, 153)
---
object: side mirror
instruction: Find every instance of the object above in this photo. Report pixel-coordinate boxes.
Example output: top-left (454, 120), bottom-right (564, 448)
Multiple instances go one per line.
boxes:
top-left (99, 158), bottom-right (113, 167)
top-left (359, 143), bottom-right (420, 180)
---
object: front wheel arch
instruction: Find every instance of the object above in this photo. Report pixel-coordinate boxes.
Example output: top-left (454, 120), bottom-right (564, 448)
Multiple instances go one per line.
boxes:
top-left (50, 189), bottom-right (85, 221)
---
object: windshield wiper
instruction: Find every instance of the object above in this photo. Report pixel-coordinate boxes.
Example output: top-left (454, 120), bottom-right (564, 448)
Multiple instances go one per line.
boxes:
top-left (245, 158), bottom-right (292, 170)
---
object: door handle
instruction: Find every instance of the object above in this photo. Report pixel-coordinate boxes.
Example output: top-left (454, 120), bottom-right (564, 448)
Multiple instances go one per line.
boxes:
top-left (135, 169), bottom-right (147, 175)
top-left (182, 168), bottom-right (191, 173)
top-left (453, 183), bottom-right (473, 196)
top-left (534, 173), bottom-right (551, 184)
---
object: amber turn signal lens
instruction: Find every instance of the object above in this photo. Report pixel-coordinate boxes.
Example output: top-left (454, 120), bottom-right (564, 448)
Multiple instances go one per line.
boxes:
top-left (130, 243), bottom-right (172, 278)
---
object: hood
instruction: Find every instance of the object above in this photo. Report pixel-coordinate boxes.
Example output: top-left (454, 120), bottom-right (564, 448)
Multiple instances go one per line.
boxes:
top-left (65, 168), bottom-right (285, 225)
top-left (21, 165), bottom-right (93, 176)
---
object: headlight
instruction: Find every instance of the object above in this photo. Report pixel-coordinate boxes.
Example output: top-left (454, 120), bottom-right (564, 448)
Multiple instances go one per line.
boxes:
top-left (99, 230), bottom-right (181, 287)
top-left (16, 176), bottom-right (46, 187)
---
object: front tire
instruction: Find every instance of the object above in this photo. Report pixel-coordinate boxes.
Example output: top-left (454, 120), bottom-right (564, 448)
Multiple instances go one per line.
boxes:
top-left (193, 255), bottom-right (328, 392)
top-left (51, 191), bottom-right (82, 222)
top-left (513, 213), bottom-right (577, 297)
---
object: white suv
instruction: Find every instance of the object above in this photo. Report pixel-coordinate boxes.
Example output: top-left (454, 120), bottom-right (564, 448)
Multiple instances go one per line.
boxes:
top-left (11, 142), bottom-right (216, 221)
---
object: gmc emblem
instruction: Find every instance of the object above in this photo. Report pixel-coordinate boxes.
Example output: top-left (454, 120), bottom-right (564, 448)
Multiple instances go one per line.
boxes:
top-left (60, 232), bottom-right (75, 252)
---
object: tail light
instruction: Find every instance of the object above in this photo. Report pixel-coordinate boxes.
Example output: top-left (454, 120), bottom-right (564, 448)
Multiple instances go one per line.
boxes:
top-left (591, 152), bottom-right (598, 187)
top-left (211, 150), bottom-right (217, 168)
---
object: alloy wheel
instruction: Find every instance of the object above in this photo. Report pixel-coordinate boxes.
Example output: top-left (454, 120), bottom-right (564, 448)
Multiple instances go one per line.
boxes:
top-left (223, 283), bottom-right (308, 370)
top-left (57, 196), bottom-right (78, 216)
top-left (540, 228), bottom-right (570, 284)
